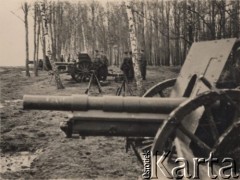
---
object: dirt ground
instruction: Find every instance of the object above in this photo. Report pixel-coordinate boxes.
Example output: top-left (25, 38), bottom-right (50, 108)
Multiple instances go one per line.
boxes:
top-left (0, 66), bottom-right (179, 179)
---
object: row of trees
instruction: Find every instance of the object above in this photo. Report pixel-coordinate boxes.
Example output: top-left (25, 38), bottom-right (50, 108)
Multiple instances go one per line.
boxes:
top-left (22, 0), bottom-right (239, 76)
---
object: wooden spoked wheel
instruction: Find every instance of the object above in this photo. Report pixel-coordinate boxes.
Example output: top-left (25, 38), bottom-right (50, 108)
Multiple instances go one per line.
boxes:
top-left (152, 89), bottom-right (240, 159)
top-left (143, 78), bottom-right (176, 97)
top-left (72, 61), bottom-right (92, 83)
top-left (129, 78), bottom-right (177, 163)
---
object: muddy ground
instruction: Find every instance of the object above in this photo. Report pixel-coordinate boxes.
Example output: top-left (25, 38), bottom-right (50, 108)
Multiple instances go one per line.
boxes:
top-left (0, 66), bottom-right (179, 179)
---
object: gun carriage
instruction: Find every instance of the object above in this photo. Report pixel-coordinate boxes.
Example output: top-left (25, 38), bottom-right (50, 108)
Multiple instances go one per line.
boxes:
top-left (55, 53), bottom-right (122, 83)
top-left (23, 38), bottom-right (240, 176)
top-left (54, 53), bottom-right (92, 83)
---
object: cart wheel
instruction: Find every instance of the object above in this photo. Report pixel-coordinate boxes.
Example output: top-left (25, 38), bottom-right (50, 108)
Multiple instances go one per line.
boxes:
top-left (143, 78), bottom-right (176, 97)
top-left (72, 61), bottom-right (92, 83)
top-left (152, 89), bottom-right (240, 159)
top-left (128, 78), bottom-right (177, 163)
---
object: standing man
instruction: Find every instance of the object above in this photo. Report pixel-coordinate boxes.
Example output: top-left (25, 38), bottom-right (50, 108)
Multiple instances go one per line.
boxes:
top-left (100, 50), bottom-right (109, 80)
top-left (92, 50), bottom-right (103, 80)
top-left (139, 49), bottom-right (147, 80)
top-left (121, 51), bottom-right (134, 81)
top-left (121, 51), bottom-right (129, 78)
top-left (60, 55), bottom-right (64, 62)
top-left (45, 55), bottom-right (52, 70)
top-left (67, 54), bottom-right (71, 62)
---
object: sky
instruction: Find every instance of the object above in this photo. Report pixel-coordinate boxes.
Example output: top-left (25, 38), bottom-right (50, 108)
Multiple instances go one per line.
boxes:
top-left (0, 0), bottom-right (31, 66)
top-left (0, 0), bottom-right (116, 66)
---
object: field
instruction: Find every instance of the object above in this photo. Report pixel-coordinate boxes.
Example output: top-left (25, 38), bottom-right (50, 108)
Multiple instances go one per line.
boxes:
top-left (0, 66), bottom-right (179, 179)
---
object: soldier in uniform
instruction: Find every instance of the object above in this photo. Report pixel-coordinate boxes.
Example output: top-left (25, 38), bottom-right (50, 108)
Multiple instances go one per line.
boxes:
top-left (67, 54), bottom-right (71, 62)
top-left (121, 51), bottom-right (134, 81)
top-left (100, 50), bottom-right (109, 81)
top-left (92, 50), bottom-right (104, 80)
top-left (139, 49), bottom-right (147, 80)
top-left (38, 59), bottom-right (43, 70)
top-left (45, 55), bottom-right (52, 71)
top-left (60, 55), bottom-right (64, 62)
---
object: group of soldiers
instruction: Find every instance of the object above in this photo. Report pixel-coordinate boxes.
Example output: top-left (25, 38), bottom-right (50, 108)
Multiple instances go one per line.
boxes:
top-left (37, 56), bottom-right (52, 71)
top-left (91, 49), bottom-right (148, 82)
top-left (92, 49), bottom-right (147, 82)
top-left (121, 49), bottom-right (147, 81)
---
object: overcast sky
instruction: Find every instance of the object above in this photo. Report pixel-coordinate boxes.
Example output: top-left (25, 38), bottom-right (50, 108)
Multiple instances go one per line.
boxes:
top-left (0, 0), bottom-right (30, 66)
top-left (0, 0), bottom-right (115, 66)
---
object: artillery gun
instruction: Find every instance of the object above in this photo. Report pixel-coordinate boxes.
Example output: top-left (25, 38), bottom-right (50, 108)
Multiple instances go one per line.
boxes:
top-left (55, 53), bottom-right (122, 83)
top-left (54, 53), bottom-right (92, 83)
top-left (23, 38), bottom-right (240, 178)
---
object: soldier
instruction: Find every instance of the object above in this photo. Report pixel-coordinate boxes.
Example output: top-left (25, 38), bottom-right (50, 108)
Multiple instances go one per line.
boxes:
top-left (67, 54), bottom-right (71, 62)
top-left (121, 51), bottom-right (129, 75)
top-left (121, 51), bottom-right (134, 81)
top-left (38, 59), bottom-right (43, 70)
top-left (139, 49), bottom-right (147, 80)
top-left (45, 55), bottom-right (52, 71)
top-left (60, 55), bottom-right (64, 62)
top-left (92, 50), bottom-right (103, 80)
top-left (100, 50), bottom-right (109, 81)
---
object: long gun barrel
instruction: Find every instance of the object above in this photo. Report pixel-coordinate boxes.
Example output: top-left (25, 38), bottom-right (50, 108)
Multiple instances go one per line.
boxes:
top-left (23, 95), bottom-right (186, 137)
top-left (23, 95), bottom-right (186, 113)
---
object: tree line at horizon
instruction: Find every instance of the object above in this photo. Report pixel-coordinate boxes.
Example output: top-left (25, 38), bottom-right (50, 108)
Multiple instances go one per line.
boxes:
top-left (22, 0), bottom-right (239, 76)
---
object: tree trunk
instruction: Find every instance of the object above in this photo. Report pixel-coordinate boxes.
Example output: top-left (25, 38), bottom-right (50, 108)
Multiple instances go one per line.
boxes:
top-left (36, 13), bottom-right (40, 75)
top-left (81, 14), bottom-right (87, 52)
top-left (91, 2), bottom-right (96, 55)
top-left (211, 0), bottom-right (216, 40)
top-left (23, 3), bottom-right (30, 77)
top-left (41, 19), bottom-right (47, 70)
top-left (40, 1), bottom-right (64, 89)
top-left (33, 3), bottom-right (38, 76)
top-left (125, 1), bottom-right (144, 96)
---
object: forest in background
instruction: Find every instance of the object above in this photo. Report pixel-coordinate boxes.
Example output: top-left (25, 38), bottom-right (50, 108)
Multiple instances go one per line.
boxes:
top-left (24, 0), bottom-right (240, 69)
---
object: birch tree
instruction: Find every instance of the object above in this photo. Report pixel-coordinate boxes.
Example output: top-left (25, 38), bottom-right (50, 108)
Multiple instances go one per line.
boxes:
top-left (33, 2), bottom-right (39, 76)
top-left (22, 2), bottom-right (30, 77)
top-left (26, 0), bottom-right (239, 69)
top-left (39, 1), bottom-right (64, 89)
top-left (125, 1), bottom-right (144, 96)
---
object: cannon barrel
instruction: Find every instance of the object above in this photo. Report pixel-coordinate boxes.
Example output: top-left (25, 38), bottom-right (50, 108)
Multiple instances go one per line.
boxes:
top-left (23, 95), bottom-right (186, 114)
top-left (23, 95), bottom-right (187, 137)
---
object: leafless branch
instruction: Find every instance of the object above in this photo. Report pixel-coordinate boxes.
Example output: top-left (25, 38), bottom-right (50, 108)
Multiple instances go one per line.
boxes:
top-left (10, 10), bottom-right (24, 23)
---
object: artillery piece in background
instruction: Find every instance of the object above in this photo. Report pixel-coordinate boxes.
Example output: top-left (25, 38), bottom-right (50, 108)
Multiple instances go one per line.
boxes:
top-left (55, 53), bottom-right (123, 83)
top-left (23, 38), bottom-right (240, 178)
top-left (54, 53), bottom-right (93, 83)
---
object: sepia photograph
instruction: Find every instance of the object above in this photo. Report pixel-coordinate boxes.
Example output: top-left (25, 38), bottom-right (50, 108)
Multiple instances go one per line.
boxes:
top-left (0, 0), bottom-right (239, 179)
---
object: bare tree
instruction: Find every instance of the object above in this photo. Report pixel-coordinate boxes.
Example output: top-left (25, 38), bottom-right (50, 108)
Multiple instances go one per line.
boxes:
top-left (33, 2), bottom-right (39, 76)
top-left (22, 2), bottom-right (31, 77)
top-left (24, 0), bottom-right (239, 69)
top-left (39, 1), bottom-right (64, 89)
top-left (125, 1), bottom-right (144, 96)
